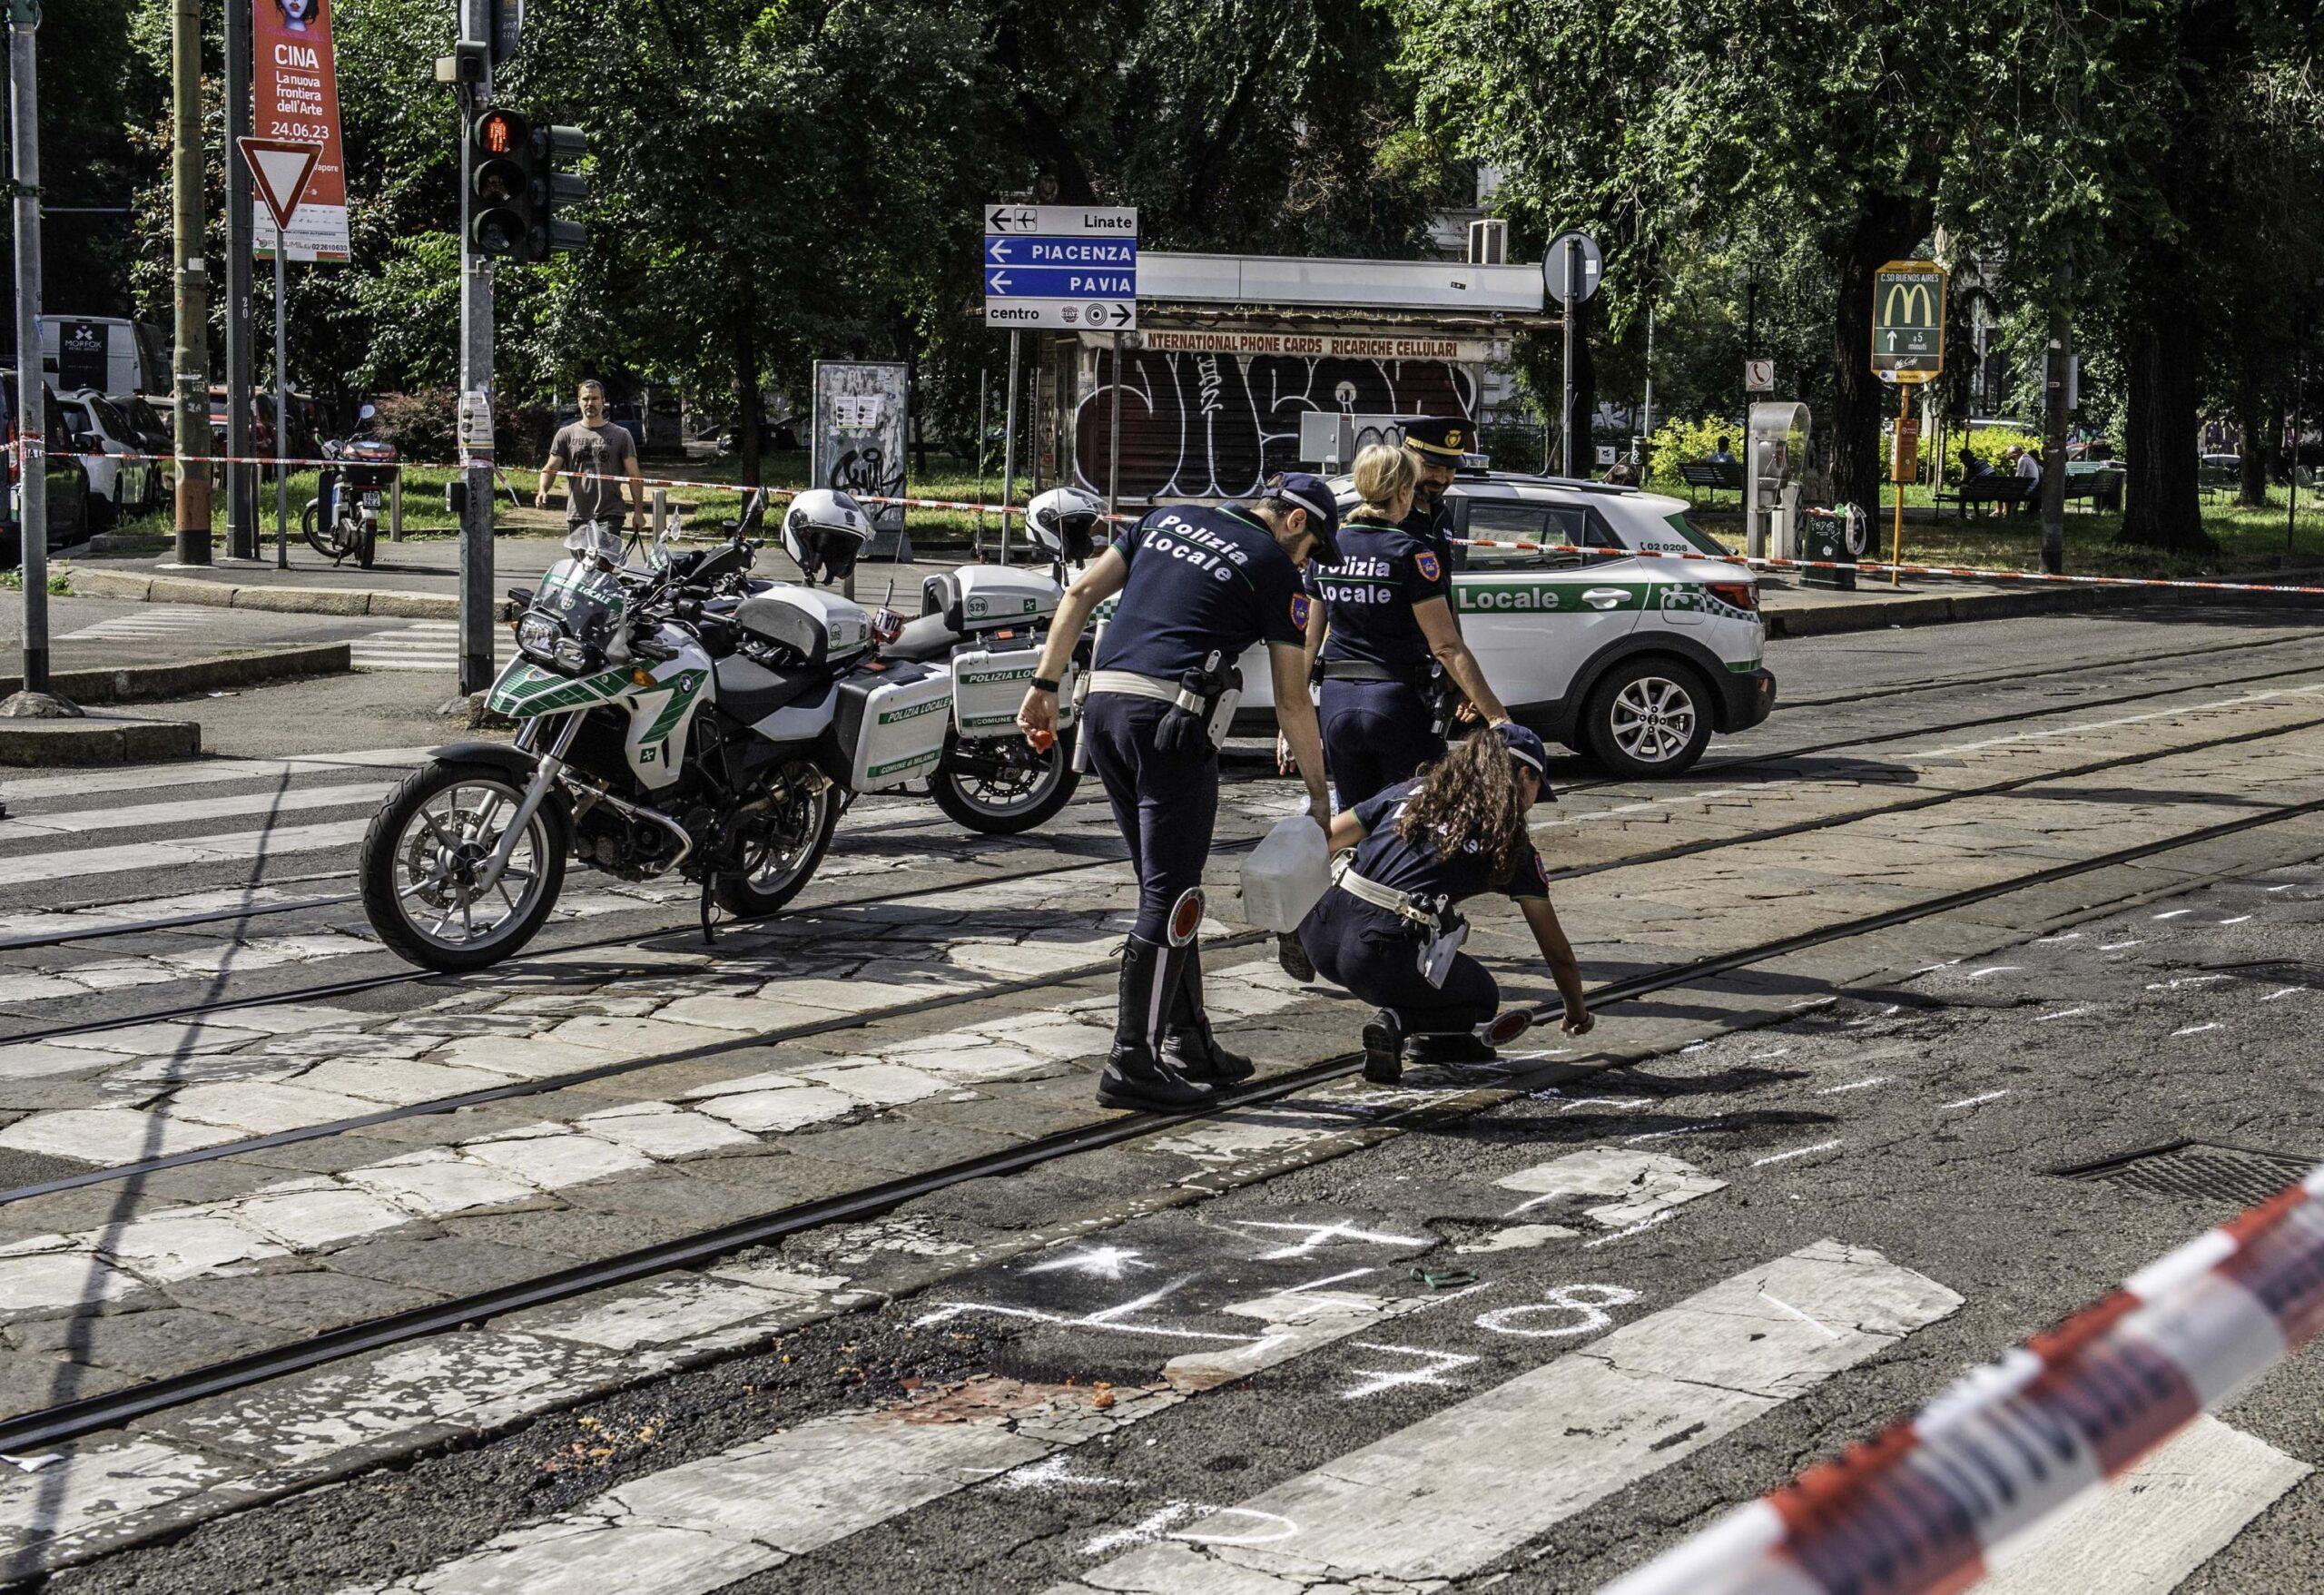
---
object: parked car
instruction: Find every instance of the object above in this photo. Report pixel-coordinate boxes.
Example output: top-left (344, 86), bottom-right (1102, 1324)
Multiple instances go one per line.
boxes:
top-left (59, 389), bottom-right (161, 528)
top-left (209, 386), bottom-right (320, 469)
top-left (1230, 469), bottom-right (1775, 777)
top-left (0, 369), bottom-right (92, 565)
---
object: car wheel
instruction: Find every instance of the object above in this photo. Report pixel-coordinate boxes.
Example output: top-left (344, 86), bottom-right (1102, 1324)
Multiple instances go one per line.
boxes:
top-left (1583, 658), bottom-right (1713, 777)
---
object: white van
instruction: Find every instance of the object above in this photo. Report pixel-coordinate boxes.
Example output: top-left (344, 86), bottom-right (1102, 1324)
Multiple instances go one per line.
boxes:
top-left (41, 318), bottom-right (170, 399)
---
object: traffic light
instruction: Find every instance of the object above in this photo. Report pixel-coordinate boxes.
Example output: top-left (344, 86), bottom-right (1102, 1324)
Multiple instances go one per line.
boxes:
top-left (467, 109), bottom-right (587, 263)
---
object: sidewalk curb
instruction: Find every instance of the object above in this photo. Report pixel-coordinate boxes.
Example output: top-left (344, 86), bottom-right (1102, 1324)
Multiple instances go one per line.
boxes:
top-left (0, 714), bottom-right (201, 766)
top-left (1764, 582), bottom-right (2154, 638)
top-left (63, 565), bottom-right (512, 622)
top-left (0, 644), bottom-right (352, 707)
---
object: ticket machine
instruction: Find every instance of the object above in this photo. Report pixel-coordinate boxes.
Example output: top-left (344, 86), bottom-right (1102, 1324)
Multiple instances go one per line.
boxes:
top-left (1745, 401), bottom-right (1810, 561)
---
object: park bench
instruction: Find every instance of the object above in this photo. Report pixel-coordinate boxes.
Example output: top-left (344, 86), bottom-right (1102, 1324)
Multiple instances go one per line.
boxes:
top-left (2062, 464), bottom-right (2124, 512)
top-left (1932, 475), bottom-right (2037, 520)
top-left (1677, 459), bottom-right (1744, 507)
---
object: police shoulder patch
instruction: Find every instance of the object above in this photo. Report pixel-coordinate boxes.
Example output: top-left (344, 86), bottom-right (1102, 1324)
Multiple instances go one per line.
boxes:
top-left (1290, 592), bottom-right (1312, 630)
top-left (1413, 551), bottom-right (1442, 584)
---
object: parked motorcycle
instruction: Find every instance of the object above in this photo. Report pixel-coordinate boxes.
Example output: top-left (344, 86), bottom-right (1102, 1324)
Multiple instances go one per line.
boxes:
top-left (784, 486), bottom-right (1099, 836)
top-left (304, 405), bottom-right (399, 567)
top-left (358, 495), bottom-right (950, 972)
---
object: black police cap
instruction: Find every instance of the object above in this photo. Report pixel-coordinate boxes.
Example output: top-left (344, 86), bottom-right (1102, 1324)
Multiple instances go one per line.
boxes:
top-left (1402, 415), bottom-right (1473, 459)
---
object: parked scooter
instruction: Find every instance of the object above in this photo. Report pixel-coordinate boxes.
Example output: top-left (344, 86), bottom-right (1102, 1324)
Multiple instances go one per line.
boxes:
top-left (358, 493), bottom-right (950, 971)
top-left (304, 403), bottom-right (399, 567)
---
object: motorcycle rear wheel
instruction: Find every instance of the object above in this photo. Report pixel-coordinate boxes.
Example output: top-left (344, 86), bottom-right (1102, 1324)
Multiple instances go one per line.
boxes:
top-left (301, 500), bottom-right (364, 563)
top-left (361, 760), bottom-right (568, 971)
top-left (712, 772), bottom-right (841, 918)
top-left (931, 730), bottom-right (1079, 835)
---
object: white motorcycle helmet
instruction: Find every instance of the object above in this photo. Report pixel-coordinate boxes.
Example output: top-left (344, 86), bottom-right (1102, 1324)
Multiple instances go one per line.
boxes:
top-left (782, 488), bottom-right (874, 586)
top-left (1028, 486), bottom-right (1105, 563)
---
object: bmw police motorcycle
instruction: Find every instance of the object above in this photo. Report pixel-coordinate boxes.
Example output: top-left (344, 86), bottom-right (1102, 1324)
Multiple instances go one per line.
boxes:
top-left (358, 492), bottom-right (952, 971)
top-left (836, 486), bottom-right (1104, 835)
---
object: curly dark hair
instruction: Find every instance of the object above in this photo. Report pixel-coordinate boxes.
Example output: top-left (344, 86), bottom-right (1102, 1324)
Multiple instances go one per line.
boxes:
top-left (1395, 732), bottom-right (1532, 886)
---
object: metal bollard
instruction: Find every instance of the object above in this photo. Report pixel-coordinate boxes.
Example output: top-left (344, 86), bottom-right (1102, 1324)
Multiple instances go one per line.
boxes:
top-left (389, 474), bottom-right (404, 542)
top-left (651, 486), bottom-right (669, 539)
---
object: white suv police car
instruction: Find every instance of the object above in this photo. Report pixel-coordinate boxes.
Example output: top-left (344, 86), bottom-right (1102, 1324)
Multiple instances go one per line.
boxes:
top-left (1235, 470), bottom-right (1776, 776)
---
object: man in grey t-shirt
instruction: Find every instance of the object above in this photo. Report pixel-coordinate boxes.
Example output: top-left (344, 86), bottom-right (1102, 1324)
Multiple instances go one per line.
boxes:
top-left (537, 379), bottom-right (645, 532)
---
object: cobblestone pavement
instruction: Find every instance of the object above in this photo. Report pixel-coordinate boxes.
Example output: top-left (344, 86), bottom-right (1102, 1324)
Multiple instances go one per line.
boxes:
top-left (0, 606), bottom-right (2316, 1593)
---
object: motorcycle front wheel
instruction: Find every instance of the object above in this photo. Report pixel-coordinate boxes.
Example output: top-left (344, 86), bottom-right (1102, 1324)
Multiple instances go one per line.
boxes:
top-left (712, 768), bottom-right (841, 918)
top-left (301, 500), bottom-right (364, 563)
top-left (360, 759), bottom-right (568, 971)
top-left (930, 730), bottom-right (1080, 835)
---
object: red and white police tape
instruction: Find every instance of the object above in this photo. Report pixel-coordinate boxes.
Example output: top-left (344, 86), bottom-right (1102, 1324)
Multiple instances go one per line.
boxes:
top-left (30, 441), bottom-right (2323, 593)
top-left (1600, 1159), bottom-right (2324, 1595)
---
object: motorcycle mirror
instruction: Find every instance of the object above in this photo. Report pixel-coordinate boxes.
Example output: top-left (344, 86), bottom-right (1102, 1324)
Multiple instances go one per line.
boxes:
top-left (870, 607), bottom-right (905, 646)
top-left (357, 403), bottom-right (377, 420)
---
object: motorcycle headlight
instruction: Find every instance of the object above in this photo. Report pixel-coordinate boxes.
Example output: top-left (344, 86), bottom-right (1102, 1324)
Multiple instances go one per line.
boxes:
top-left (517, 613), bottom-right (563, 660)
top-left (552, 636), bottom-right (594, 673)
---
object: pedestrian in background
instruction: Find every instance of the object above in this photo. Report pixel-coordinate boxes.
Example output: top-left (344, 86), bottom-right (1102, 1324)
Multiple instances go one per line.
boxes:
top-left (537, 379), bottom-right (645, 537)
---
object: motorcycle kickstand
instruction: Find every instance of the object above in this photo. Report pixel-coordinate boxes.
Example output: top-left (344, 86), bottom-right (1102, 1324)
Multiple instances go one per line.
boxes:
top-left (698, 874), bottom-right (720, 947)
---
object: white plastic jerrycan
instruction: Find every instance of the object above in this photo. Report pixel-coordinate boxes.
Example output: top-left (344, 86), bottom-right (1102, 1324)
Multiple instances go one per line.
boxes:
top-left (1241, 812), bottom-right (1332, 932)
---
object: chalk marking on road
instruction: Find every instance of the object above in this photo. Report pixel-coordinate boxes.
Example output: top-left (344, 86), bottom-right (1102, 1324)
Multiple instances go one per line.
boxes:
top-left (2100, 939), bottom-right (2144, 950)
top-left (2152, 909), bottom-right (2193, 921)
top-left (1583, 1212), bottom-right (1676, 1249)
top-left (2034, 931), bottom-right (2084, 943)
top-left (2215, 913), bottom-right (2253, 925)
top-left (1816, 1077), bottom-right (1889, 1095)
top-left (1337, 1344), bottom-right (1481, 1402)
top-left (1022, 1245), bottom-right (1155, 1281)
top-left (1496, 1150), bottom-right (1727, 1228)
top-left (1756, 1289), bottom-right (1842, 1342)
top-left (2261, 987), bottom-right (2303, 1001)
top-left (2171, 1023), bottom-right (2224, 1038)
top-left (1939, 1089), bottom-right (2012, 1111)
top-left (2035, 1006), bottom-right (2094, 1022)
top-left (1049, 1241), bottom-right (1960, 1594)
top-left (1474, 1284), bottom-right (1641, 1338)
top-left (2146, 974), bottom-right (2228, 989)
top-left (1224, 1218), bottom-right (1433, 1261)
top-left (1752, 1139), bottom-right (1843, 1167)
top-left (1966, 965), bottom-right (2022, 980)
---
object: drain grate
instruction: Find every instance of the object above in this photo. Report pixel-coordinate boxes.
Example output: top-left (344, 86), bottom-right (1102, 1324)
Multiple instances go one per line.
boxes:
top-left (2058, 1140), bottom-right (2320, 1210)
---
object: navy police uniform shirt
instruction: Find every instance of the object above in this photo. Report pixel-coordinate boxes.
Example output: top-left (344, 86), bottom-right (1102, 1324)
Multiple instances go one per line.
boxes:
top-left (1402, 498), bottom-right (1458, 571)
top-left (1095, 504), bottom-right (1306, 678)
top-left (1345, 778), bottom-right (1551, 906)
top-left (1309, 513), bottom-right (1448, 676)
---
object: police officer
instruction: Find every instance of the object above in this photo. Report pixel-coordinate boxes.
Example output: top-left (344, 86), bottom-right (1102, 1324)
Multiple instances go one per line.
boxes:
top-left (1399, 414), bottom-right (1470, 572)
top-left (1301, 442), bottom-right (1510, 810)
top-left (1019, 474), bottom-right (1337, 1112)
top-left (1295, 724), bottom-right (1592, 1084)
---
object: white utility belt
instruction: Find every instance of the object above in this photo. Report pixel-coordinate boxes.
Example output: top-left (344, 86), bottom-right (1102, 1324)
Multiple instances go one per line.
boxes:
top-left (1088, 670), bottom-right (1242, 750)
top-left (1333, 854), bottom-right (1467, 987)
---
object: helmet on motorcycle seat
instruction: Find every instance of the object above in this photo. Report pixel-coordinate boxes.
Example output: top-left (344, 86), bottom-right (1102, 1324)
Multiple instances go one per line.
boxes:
top-left (782, 488), bottom-right (874, 586)
top-left (1028, 486), bottom-right (1105, 562)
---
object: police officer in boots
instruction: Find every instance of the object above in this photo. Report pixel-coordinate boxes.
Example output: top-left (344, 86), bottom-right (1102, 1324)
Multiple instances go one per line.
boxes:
top-left (1295, 724), bottom-right (1592, 1084)
top-left (1019, 475), bottom-right (1337, 1111)
top-left (1297, 443), bottom-right (1510, 808)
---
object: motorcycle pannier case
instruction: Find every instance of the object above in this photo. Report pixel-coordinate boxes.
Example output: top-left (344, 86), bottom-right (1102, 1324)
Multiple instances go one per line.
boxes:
top-left (919, 566), bottom-right (1062, 635)
top-left (950, 646), bottom-right (1078, 742)
top-left (822, 661), bottom-right (952, 793)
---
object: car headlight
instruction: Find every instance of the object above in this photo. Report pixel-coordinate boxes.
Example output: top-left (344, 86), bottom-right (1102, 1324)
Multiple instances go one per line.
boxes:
top-left (517, 614), bottom-right (563, 660)
top-left (552, 636), bottom-right (594, 673)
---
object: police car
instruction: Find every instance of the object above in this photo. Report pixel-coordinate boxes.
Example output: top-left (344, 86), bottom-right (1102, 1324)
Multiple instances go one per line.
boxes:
top-left (1235, 471), bottom-right (1776, 777)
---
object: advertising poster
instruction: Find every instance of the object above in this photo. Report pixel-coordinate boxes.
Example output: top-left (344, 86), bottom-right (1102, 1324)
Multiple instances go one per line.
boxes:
top-left (253, 0), bottom-right (350, 261)
top-left (811, 360), bottom-right (911, 561)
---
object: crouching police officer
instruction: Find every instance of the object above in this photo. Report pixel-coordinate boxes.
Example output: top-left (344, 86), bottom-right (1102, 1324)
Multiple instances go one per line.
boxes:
top-left (1019, 475), bottom-right (1338, 1111)
top-left (1295, 724), bottom-right (1592, 1084)
top-left (1299, 443), bottom-right (1510, 809)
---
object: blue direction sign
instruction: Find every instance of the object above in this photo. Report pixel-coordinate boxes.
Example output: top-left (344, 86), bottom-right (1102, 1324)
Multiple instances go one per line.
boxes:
top-left (983, 204), bottom-right (1138, 332)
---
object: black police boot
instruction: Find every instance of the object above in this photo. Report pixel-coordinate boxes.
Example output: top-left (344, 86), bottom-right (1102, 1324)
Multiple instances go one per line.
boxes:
top-left (1097, 936), bottom-right (1215, 1112)
top-left (1361, 1009), bottom-right (1406, 1085)
top-left (1408, 1030), bottom-right (1498, 1067)
top-left (1275, 930), bottom-right (1316, 983)
top-left (1163, 941), bottom-right (1255, 1086)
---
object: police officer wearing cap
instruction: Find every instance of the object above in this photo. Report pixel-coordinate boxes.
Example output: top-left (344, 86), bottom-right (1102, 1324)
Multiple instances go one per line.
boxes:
top-left (1295, 723), bottom-right (1592, 1084)
top-left (1019, 473), bottom-right (1337, 1112)
top-left (1399, 414), bottom-right (1470, 571)
top-left (1298, 443), bottom-right (1511, 810)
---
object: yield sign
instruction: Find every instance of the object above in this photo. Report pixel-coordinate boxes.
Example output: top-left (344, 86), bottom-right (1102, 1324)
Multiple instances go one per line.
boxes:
top-left (238, 137), bottom-right (323, 232)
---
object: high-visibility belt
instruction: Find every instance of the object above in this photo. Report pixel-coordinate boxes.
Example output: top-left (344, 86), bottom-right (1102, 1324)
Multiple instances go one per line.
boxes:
top-left (1332, 853), bottom-right (1441, 930)
top-left (1088, 669), bottom-right (1202, 713)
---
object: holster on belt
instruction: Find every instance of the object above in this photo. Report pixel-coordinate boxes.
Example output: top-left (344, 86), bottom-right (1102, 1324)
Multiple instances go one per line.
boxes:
top-left (1423, 661), bottom-right (1462, 735)
top-left (1155, 649), bottom-right (1242, 760)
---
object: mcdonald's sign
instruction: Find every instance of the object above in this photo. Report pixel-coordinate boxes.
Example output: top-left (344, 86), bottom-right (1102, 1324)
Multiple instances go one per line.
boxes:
top-left (1872, 260), bottom-right (1947, 384)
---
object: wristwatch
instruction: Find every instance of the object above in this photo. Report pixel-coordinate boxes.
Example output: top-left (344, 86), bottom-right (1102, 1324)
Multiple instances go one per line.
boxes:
top-left (1030, 675), bottom-right (1061, 694)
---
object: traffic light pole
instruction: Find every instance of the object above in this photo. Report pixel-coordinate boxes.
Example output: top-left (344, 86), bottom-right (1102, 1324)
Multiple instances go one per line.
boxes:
top-left (224, 0), bottom-right (256, 561)
top-left (456, 0), bottom-right (496, 703)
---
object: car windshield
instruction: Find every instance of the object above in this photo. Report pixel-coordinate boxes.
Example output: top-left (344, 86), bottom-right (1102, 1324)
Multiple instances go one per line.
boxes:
top-left (1659, 511), bottom-right (1731, 557)
top-left (85, 396), bottom-right (130, 437)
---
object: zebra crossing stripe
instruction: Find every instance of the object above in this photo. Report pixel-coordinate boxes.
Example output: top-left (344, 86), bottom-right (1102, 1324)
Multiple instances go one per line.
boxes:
top-left (0, 783), bottom-right (393, 840)
top-left (0, 747), bottom-right (432, 803)
top-left (60, 607), bottom-right (217, 642)
top-left (1050, 1240), bottom-right (1960, 1594)
top-left (0, 819), bottom-right (372, 889)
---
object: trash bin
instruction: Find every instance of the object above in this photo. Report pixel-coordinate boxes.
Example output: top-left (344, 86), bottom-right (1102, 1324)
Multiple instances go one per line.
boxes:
top-left (1797, 504), bottom-right (1867, 591)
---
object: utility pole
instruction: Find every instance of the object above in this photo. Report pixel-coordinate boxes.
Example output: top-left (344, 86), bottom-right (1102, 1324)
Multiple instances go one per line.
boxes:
top-left (2039, 319), bottom-right (2069, 575)
top-left (455, 0), bottom-right (495, 700)
top-left (169, 0), bottom-right (211, 566)
top-left (4, 0), bottom-right (74, 717)
top-left (1559, 234), bottom-right (1579, 477)
top-left (224, 0), bottom-right (256, 560)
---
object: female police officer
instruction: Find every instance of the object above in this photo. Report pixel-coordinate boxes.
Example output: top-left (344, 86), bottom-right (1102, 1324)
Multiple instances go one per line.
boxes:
top-left (1019, 475), bottom-right (1337, 1112)
top-left (1296, 723), bottom-right (1592, 1084)
top-left (1300, 443), bottom-right (1510, 809)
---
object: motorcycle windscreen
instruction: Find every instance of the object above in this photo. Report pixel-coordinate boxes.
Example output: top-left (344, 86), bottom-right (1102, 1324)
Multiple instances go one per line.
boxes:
top-left (535, 556), bottom-right (628, 648)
